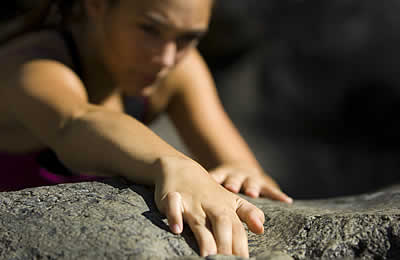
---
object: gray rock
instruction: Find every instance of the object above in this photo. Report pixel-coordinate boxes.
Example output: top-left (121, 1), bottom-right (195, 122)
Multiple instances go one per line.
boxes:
top-left (0, 179), bottom-right (399, 260)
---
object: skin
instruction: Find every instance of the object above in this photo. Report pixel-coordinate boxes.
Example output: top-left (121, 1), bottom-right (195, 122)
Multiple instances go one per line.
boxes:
top-left (0, 0), bottom-right (292, 257)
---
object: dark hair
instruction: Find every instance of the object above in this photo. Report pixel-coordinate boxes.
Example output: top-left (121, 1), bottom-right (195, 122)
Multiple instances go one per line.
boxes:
top-left (0, 0), bottom-right (118, 45)
top-left (0, 0), bottom-right (54, 44)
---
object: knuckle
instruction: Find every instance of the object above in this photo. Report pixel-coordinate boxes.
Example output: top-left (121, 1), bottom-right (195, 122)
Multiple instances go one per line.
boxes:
top-left (188, 214), bottom-right (206, 227)
top-left (235, 197), bottom-right (248, 208)
top-left (215, 213), bottom-right (233, 224)
top-left (233, 219), bottom-right (245, 231)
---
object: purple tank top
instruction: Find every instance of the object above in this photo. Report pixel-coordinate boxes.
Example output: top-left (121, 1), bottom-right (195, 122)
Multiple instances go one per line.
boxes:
top-left (0, 95), bottom-right (149, 192)
top-left (0, 150), bottom-right (101, 192)
top-left (0, 29), bottom-right (150, 192)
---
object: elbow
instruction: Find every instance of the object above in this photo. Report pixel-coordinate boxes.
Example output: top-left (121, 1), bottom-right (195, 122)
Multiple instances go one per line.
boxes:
top-left (49, 106), bottom-right (100, 174)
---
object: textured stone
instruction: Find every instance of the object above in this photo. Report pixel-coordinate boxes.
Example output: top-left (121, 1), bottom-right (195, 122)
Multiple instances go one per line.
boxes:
top-left (1, 179), bottom-right (399, 259)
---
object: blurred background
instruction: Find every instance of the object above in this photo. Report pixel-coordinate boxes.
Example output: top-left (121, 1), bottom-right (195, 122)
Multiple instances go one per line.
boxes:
top-left (151, 0), bottom-right (400, 199)
top-left (4, 0), bottom-right (400, 199)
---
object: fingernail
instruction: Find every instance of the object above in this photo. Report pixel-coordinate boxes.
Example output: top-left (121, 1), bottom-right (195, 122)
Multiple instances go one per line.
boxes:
top-left (207, 249), bottom-right (217, 256)
top-left (172, 224), bottom-right (182, 233)
top-left (226, 184), bottom-right (239, 193)
top-left (281, 194), bottom-right (293, 204)
top-left (285, 197), bottom-right (294, 204)
top-left (247, 189), bottom-right (258, 198)
top-left (255, 218), bottom-right (264, 233)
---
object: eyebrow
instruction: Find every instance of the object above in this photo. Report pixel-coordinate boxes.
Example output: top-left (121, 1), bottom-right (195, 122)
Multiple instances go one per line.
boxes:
top-left (144, 13), bottom-right (208, 38)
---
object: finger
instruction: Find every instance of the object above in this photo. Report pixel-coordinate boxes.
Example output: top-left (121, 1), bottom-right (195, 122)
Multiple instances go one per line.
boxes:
top-left (209, 168), bottom-right (228, 184)
top-left (243, 179), bottom-right (261, 198)
top-left (164, 192), bottom-right (184, 234)
top-left (210, 214), bottom-right (233, 255)
top-left (260, 185), bottom-right (293, 204)
top-left (236, 199), bottom-right (265, 234)
top-left (223, 175), bottom-right (246, 194)
top-left (232, 217), bottom-right (249, 257)
top-left (185, 214), bottom-right (217, 257)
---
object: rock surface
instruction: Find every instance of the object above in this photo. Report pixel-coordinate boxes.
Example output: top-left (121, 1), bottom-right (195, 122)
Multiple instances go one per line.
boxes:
top-left (1, 180), bottom-right (400, 259)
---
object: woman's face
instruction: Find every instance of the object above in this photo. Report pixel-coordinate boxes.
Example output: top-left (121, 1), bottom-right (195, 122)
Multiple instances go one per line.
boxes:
top-left (86, 0), bottom-right (212, 95)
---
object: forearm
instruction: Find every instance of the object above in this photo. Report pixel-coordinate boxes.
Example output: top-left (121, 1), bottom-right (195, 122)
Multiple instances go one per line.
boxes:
top-left (53, 106), bottom-right (187, 185)
top-left (198, 124), bottom-right (262, 171)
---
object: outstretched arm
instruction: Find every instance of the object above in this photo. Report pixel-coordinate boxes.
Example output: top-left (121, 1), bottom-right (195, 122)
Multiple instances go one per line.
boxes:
top-left (165, 49), bottom-right (292, 203)
top-left (1, 59), bottom-right (264, 257)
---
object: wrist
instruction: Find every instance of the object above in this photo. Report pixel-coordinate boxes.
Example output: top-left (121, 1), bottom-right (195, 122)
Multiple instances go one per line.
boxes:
top-left (151, 155), bottom-right (201, 185)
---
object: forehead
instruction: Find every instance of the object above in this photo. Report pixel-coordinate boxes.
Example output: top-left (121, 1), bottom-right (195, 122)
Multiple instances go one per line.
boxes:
top-left (121, 0), bottom-right (213, 30)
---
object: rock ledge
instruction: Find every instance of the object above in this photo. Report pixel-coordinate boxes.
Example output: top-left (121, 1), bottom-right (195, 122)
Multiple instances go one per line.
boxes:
top-left (1, 179), bottom-right (399, 260)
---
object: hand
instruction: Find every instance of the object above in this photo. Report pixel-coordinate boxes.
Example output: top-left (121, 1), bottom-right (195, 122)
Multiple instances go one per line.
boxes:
top-left (209, 164), bottom-right (293, 203)
top-left (153, 156), bottom-right (265, 258)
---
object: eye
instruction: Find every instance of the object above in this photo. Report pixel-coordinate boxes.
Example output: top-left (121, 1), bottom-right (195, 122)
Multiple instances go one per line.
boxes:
top-left (138, 24), bottom-right (161, 37)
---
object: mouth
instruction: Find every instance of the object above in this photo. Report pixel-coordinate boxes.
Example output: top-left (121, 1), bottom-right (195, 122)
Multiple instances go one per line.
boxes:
top-left (142, 74), bottom-right (158, 84)
top-left (131, 72), bottom-right (157, 87)
top-left (141, 69), bottom-right (168, 85)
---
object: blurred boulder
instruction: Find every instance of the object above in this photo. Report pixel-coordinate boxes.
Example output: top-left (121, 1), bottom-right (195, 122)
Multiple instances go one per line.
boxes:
top-left (199, 0), bottom-right (400, 198)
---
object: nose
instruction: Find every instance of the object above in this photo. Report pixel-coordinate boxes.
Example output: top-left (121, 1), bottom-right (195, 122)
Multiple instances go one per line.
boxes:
top-left (153, 41), bottom-right (177, 68)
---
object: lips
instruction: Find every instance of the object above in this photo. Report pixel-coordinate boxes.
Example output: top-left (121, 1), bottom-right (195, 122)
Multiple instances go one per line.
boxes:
top-left (140, 70), bottom-right (167, 85)
top-left (133, 67), bottom-right (168, 86)
top-left (142, 74), bottom-right (158, 84)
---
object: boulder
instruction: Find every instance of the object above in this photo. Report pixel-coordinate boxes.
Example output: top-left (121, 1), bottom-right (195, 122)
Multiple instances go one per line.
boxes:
top-left (197, 0), bottom-right (400, 199)
top-left (1, 179), bottom-right (399, 259)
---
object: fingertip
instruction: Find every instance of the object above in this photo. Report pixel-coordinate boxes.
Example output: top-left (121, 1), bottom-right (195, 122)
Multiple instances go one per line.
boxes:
top-left (245, 189), bottom-right (259, 198)
top-left (199, 240), bottom-right (217, 257)
top-left (277, 192), bottom-right (293, 204)
top-left (243, 210), bottom-right (265, 234)
top-left (284, 196), bottom-right (294, 204)
top-left (253, 217), bottom-right (264, 234)
top-left (165, 192), bottom-right (184, 234)
top-left (200, 248), bottom-right (217, 257)
top-left (262, 187), bottom-right (293, 203)
top-left (225, 184), bottom-right (240, 193)
top-left (251, 209), bottom-right (265, 234)
top-left (171, 223), bottom-right (182, 234)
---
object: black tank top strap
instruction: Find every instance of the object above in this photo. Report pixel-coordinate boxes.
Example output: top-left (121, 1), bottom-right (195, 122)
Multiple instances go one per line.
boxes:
top-left (58, 29), bottom-right (84, 78)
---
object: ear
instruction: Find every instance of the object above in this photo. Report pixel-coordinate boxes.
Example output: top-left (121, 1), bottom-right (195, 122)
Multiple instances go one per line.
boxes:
top-left (83, 0), bottom-right (109, 23)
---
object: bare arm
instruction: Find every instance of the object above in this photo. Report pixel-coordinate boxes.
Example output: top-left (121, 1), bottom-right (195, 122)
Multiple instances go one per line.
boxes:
top-left (166, 49), bottom-right (292, 202)
top-left (3, 60), bottom-right (182, 184)
top-left (1, 59), bottom-right (265, 257)
top-left (166, 49), bottom-right (260, 170)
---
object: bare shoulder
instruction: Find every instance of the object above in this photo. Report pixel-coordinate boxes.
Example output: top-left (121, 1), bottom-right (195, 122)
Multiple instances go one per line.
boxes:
top-left (0, 30), bottom-right (88, 152)
top-left (0, 30), bottom-right (77, 93)
top-left (0, 29), bottom-right (85, 100)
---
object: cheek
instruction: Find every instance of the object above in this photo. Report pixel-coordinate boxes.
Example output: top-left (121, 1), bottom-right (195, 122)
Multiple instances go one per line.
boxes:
top-left (113, 31), bottom-right (159, 66)
top-left (102, 31), bottom-right (140, 71)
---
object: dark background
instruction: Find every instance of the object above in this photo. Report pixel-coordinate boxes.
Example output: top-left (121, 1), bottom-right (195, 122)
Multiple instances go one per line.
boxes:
top-left (191, 0), bottom-right (400, 199)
